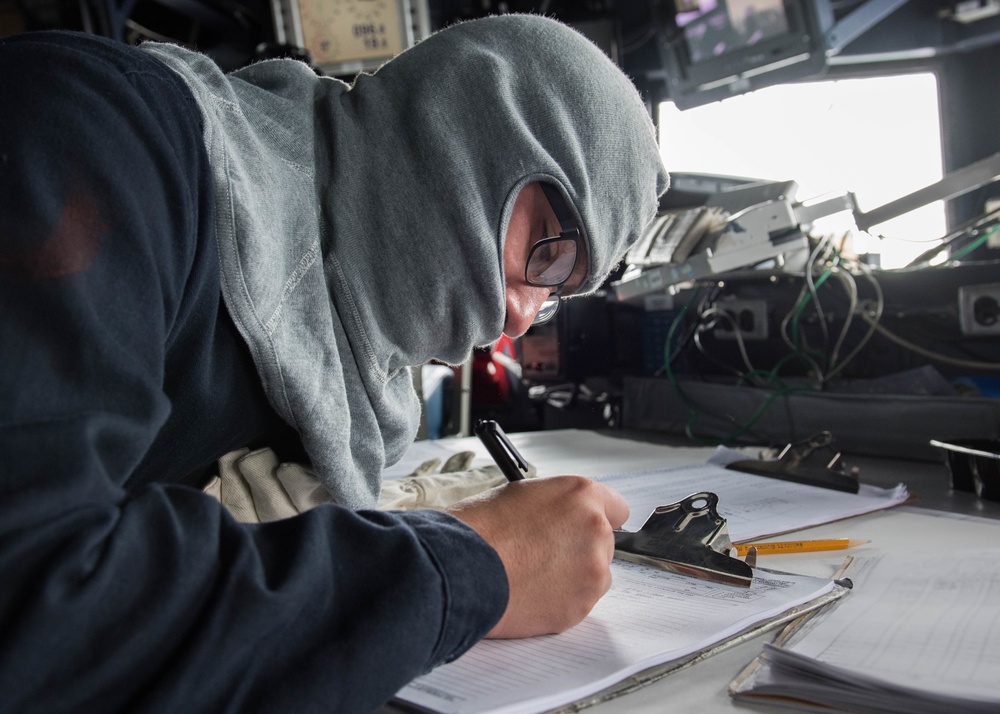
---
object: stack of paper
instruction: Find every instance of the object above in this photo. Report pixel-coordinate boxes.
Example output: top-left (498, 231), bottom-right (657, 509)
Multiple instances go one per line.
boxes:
top-left (396, 563), bottom-right (840, 714)
top-left (730, 551), bottom-right (1000, 713)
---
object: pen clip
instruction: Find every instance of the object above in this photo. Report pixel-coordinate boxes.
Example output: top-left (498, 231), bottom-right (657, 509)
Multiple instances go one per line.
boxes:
top-left (474, 419), bottom-right (529, 481)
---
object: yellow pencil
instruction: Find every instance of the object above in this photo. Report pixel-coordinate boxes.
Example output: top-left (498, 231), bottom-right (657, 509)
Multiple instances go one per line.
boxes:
top-left (733, 538), bottom-right (870, 556)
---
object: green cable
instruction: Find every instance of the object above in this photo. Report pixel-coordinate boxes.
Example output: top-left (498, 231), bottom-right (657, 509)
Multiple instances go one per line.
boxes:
top-left (663, 286), bottom-right (703, 415)
top-left (790, 265), bottom-right (834, 348)
top-left (948, 224), bottom-right (1000, 263)
top-left (767, 351), bottom-right (816, 382)
top-left (663, 286), bottom-right (814, 446)
top-left (680, 244), bottom-right (845, 442)
top-left (685, 382), bottom-right (809, 445)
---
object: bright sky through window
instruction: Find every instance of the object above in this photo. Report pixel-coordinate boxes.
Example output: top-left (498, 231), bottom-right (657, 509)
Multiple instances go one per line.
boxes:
top-left (658, 73), bottom-right (944, 268)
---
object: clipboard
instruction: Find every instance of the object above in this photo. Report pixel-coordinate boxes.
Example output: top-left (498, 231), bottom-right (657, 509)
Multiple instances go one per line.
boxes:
top-left (728, 550), bottom-right (1000, 713)
top-left (725, 432), bottom-right (861, 493)
top-left (552, 565), bottom-right (854, 713)
top-left (391, 559), bottom-right (850, 714)
top-left (728, 558), bottom-right (858, 704)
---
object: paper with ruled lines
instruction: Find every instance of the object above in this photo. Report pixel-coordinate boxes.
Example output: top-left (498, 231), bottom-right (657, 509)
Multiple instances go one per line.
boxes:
top-left (395, 561), bottom-right (834, 714)
top-left (601, 448), bottom-right (909, 541)
top-left (753, 551), bottom-right (1000, 708)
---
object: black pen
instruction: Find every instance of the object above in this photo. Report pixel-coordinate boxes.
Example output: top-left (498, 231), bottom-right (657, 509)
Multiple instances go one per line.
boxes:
top-left (474, 419), bottom-right (529, 482)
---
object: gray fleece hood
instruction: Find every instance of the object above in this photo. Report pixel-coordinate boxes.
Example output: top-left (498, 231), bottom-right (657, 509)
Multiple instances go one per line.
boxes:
top-left (143, 14), bottom-right (669, 507)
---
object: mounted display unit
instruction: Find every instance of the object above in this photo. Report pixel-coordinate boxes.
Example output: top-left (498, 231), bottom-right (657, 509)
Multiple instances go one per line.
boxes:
top-left (659, 0), bottom-right (834, 109)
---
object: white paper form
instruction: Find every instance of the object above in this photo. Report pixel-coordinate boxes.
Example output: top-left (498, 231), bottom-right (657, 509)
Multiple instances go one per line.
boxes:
top-left (778, 551), bottom-right (1000, 703)
top-left (396, 562), bottom-right (834, 714)
top-left (386, 434), bottom-right (907, 542)
top-left (600, 449), bottom-right (909, 541)
top-left (386, 430), bottom-right (718, 482)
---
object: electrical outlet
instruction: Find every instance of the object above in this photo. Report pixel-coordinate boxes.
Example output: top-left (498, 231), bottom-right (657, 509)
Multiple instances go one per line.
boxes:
top-left (713, 299), bottom-right (769, 341)
top-left (959, 283), bottom-right (1000, 335)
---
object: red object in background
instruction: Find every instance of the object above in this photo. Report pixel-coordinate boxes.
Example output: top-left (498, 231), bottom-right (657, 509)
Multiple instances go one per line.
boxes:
top-left (472, 335), bottom-right (519, 405)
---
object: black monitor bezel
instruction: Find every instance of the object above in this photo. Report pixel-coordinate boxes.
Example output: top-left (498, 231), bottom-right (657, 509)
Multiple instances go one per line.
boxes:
top-left (660, 0), bottom-right (834, 110)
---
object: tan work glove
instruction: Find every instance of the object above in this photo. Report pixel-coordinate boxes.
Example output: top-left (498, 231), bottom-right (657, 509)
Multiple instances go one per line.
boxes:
top-left (205, 448), bottom-right (535, 523)
top-left (377, 451), bottom-right (536, 510)
top-left (203, 447), bottom-right (333, 523)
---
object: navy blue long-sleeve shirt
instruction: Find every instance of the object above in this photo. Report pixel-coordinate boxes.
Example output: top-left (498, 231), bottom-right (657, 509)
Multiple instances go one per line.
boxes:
top-left (0, 31), bottom-right (508, 713)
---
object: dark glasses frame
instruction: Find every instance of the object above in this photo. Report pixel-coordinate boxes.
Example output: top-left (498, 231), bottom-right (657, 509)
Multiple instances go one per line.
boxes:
top-left (529, 183), bottom-right (586, 326)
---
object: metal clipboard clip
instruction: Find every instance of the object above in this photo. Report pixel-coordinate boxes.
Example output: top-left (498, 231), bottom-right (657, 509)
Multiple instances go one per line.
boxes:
top-left (724, 431), bottom-right (860, 493)
top-left (614, 492), bottom-right (754, 588)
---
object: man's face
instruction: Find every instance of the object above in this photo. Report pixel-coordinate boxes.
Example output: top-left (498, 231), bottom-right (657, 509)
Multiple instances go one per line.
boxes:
top-left (502, 182), bottom-right (588, 337)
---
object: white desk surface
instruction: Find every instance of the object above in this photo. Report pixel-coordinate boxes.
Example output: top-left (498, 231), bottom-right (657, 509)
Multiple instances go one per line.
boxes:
top-left (385, 429), bottom-right (1000, 714)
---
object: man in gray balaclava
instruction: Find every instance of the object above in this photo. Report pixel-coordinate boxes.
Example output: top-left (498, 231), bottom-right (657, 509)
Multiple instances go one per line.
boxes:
top-left (0, 13), bottom-right (669, 713)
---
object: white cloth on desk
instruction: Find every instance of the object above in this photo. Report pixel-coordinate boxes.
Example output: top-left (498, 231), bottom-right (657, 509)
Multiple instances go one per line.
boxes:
top-left (204, 448), bottom-right (531, 523)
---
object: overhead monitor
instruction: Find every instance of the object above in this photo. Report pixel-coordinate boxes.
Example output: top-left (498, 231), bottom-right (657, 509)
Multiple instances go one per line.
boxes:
top-left (659, 0), bottom-right (833, 110)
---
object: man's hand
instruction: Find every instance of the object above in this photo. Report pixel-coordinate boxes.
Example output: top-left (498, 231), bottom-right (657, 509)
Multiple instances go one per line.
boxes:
top-left (447, 475), bottom-right (629, 639)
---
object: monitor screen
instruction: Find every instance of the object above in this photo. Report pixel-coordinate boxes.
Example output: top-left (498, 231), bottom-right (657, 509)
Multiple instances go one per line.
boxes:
top-left (660, 0), bottom-right (832, 109)
top-left (674, 0), bottom-right (790, 64)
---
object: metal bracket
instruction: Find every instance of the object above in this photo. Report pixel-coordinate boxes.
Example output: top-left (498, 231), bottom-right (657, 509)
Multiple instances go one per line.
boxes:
top-left (726, 431), bottom-right (861, 493)
top-left (614, 492), bottom-right (754, 588)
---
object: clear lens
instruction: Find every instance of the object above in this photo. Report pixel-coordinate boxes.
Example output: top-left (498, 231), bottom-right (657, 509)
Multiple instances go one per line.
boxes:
top-left (531, 297), bottom-right (561, 326)
top-left (526, 236), bottom-right (578, 287)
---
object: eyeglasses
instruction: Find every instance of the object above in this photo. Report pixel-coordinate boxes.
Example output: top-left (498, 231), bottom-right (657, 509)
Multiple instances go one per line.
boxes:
top-left (529, 183), bottom-right (584, 326)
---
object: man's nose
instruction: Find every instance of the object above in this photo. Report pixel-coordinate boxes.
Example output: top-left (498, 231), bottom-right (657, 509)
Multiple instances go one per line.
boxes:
top-left (504, 285), bottom-right (554, 337)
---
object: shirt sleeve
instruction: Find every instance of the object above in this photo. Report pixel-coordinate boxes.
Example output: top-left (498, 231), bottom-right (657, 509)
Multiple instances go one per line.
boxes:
top-left (0, 437), bottom-right (508, 713)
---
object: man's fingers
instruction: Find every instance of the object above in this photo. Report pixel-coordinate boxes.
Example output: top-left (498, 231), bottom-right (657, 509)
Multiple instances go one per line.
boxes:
top-left (596, 482), bottom-right (630, 531)
top-left (448, 474), bottom-right (632, 639)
